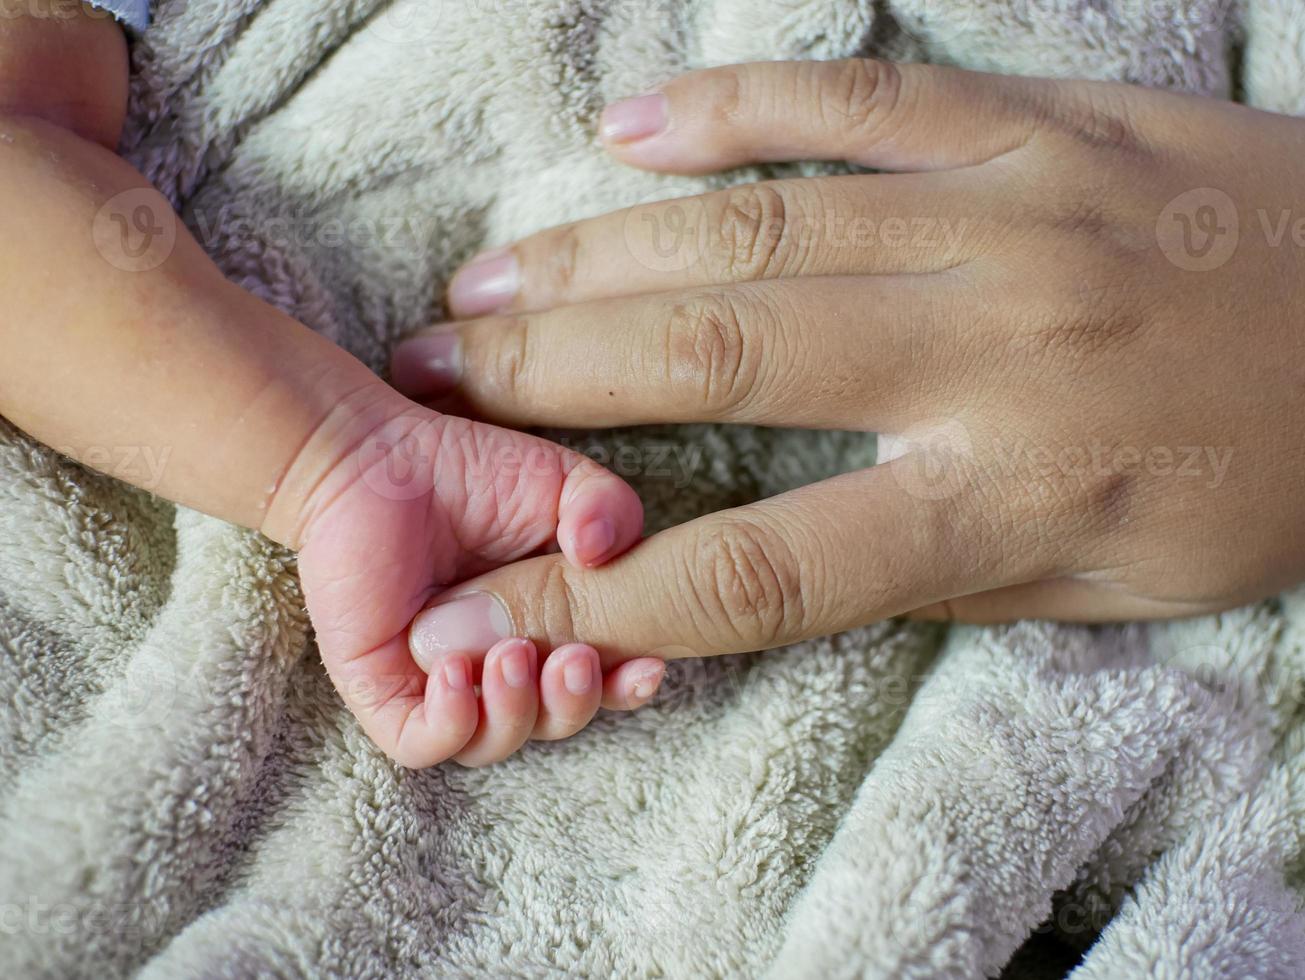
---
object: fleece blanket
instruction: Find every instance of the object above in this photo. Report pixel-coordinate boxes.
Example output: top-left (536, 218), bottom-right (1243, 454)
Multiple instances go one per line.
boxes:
top-left (3, 0), bottom-right (1305, 976)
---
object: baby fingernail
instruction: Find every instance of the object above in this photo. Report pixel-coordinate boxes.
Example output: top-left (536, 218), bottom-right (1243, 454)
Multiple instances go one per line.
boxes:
top-left (572, 516), bottom-right (616, 567)
top-left (499, 640), bottom-right (533, 689)
top-left (410, 593), bottom-right (512, 671)
top-left (563, 652), bottom-right (595, 695)
top-left (600, 93), bottom-right (668, 144)
top-left (631, 665), bottom-right (664, 701)
top-left (444, 655), bottom-right (472, 692)
top-left (448, 247), bottom-right (520, 317)
top-left (391, 331), bottom-right (463, 398)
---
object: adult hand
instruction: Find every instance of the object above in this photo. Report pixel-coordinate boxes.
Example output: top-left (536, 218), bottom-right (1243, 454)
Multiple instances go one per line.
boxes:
top-left (392, 59), bottom-right (1305, 666)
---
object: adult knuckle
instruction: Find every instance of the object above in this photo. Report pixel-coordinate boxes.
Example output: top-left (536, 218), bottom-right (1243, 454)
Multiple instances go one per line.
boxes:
top-left (1077, 467), bottom-right (1139, 532)
top-left (709, 183), bottom-right (800, 280)
top-left (710, 65), bottom-right (750, 125)
top-left (990, 424), bottom-right (1140, 567)
top-left (505, 558), bottom-right (583, 642)
top-left (480, 315), bottom-right (533, 404)
top-left (540, 225), bottom-right (582, 298)
top-left (1080, 104), bottom-right (1144, 157)
top-left (661, 294), bottom-right (762, 417)
top-left (1018, 302), bottom-right (1098, 363)
top-left (686, 520), bottom-right (805, 647)
top-left (821, 58), bottom-right (901, 135)
top-left (1044, 194), bottom-right (1112, 239)
top-left (1069, 291), bottom-right (1149, 360)
top-left (1006, 260), bottom-right (1149, 366)
top-left (1048, 83), bottom-right (1151, 158)
top-left (540, 560), bottom-right (584, 640)
top-left (1039, 461), bottom-right (1139, 563)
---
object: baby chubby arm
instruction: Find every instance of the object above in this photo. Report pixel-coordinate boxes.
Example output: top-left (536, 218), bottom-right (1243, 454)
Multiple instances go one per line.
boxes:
top-left (0, 6), bottom-right (390, 547)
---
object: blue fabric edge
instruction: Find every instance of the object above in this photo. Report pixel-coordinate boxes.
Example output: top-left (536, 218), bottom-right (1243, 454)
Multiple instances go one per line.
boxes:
top-left (89, 0), bottom-right (150, 31)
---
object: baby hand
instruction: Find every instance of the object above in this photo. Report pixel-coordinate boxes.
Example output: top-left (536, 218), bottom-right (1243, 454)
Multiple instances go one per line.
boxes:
top-left (268, 388), bottom-right (664, 768)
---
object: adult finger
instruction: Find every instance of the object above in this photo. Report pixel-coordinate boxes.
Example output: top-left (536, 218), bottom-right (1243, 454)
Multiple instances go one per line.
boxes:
top-left (441, 172), bottom-right (988, 318)
top-left (599, 59), bottom-right (1052, 174)
top-left (406, 456), bottom-right (1059, 667)
top-left (394, 275), bottom-right (977, 430)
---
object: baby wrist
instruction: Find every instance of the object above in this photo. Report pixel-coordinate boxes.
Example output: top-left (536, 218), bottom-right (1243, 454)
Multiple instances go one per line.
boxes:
top-left (258, 371), bottom-right (425, 552)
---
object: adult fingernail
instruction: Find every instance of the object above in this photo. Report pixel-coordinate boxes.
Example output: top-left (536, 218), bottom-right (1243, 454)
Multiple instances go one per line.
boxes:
top-left (448, 247), bottom-right (520, 317)
top-left (600, 93), bottom-right (668, 144)
top-left (631, 664), bottom-right (664, 702)
top-left (563, 650), bottom-right (596, 695)
top-left (444, 654), bottom-right (472, 692)
top-left (391, 331), bottom-right (463, 398)
top-left (410, 593), bottom-right (512, 671)
top-left (499, 639), bottom-right (534, 689)
top-left (571, 516), bottom-right (616, 567)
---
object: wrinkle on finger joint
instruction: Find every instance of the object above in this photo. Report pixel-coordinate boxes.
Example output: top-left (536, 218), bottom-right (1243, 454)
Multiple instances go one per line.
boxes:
top-left (686, 519), bottom-right (807, 650)
top-left (713, 182), bottom-right (800, 281)
top-left (662, 295), bottom-right (762, 419)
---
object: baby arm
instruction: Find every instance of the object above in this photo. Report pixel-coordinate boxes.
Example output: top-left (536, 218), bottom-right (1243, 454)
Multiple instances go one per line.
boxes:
top-left (0, 7), bottom-right (663, 767)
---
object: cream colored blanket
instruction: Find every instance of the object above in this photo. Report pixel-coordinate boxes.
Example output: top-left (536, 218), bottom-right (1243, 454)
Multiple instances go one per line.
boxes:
top-left (3, 1), bottom-right (1305, 976)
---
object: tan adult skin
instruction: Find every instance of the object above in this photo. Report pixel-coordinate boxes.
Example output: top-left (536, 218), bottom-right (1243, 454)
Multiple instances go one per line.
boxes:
top-left (393, 58), bottom-right (1305, 665)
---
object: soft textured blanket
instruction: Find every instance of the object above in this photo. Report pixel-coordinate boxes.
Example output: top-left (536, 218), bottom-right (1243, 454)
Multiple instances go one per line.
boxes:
top-left (3, 0), bottom-right (1305, 977)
